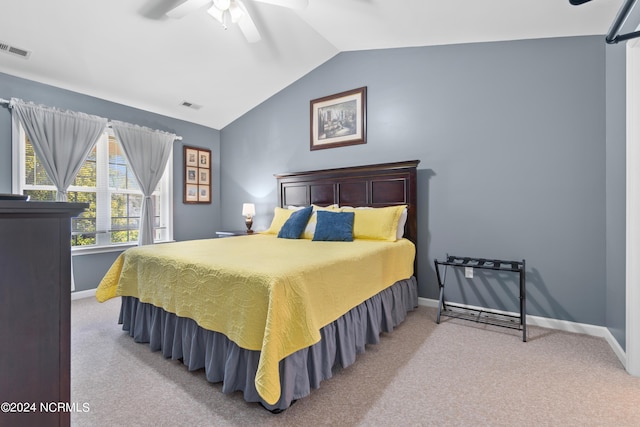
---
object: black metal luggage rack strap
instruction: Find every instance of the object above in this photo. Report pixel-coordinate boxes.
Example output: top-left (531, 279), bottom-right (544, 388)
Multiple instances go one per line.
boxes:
top-left (434, 255), bottom-right (527, 342)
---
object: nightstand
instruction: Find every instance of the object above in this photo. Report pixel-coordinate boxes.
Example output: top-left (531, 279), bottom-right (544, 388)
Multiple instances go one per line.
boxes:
top-left (216, 230), bottom-right (255, 238)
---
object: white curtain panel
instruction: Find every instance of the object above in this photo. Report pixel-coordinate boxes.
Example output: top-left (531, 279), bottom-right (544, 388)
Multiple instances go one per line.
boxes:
top-left (9, 98), bottom-right (108, 202)
top-left (111, 121), bottom-right (175, 246)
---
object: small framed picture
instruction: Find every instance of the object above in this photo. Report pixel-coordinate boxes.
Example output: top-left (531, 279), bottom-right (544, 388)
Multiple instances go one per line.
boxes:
top-left (183, 145), bottom-right (212, 204)
top-left (198, 168), bottom-right (210, 185)
top-left (185, 184), bottom-right (198, 202)
top-left (185, 147), bottom-right (198, 167)
top-left (199, 151), bottom-right (210, 168)
top-left (186, 166), bottom-right (198, 184)
top-left (198, 185), bottom-right (210, 203)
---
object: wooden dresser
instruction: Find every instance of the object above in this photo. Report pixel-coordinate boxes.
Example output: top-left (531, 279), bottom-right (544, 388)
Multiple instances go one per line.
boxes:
top-left (0, 200), bottom-right (87, 427)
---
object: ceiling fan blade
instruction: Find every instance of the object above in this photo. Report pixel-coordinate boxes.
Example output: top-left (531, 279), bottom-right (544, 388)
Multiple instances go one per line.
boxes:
top-left (252, 0), bottom-right (308, 10)
top-left (569, 0), bottom-right (593, 5)
top-left (237, 11), bottom-right (261, 43)
top-left (166, 0), bottom-right (213, 18)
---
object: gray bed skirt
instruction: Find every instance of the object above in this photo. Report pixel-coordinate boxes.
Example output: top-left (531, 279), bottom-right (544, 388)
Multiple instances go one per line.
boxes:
top-left (119, 276), bottom-right (418, 412)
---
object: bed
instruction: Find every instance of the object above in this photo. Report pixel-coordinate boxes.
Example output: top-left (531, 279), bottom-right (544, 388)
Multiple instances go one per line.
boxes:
top-left (96, 159), bottom-right (420, 412)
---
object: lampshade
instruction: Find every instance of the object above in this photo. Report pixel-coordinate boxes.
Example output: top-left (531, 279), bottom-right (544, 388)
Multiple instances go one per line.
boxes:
top-left (242, 203), bottom-right (256, 217)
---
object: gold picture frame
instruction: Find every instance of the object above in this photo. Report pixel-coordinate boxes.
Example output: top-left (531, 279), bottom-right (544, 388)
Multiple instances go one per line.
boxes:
top-left (310, 87), bottom-right (367, 150)
top-left (184, 145), bottom-right (211, 204)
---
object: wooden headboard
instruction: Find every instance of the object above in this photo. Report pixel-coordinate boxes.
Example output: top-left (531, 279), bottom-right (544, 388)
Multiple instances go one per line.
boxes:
top-left (274, 160), bottom-right (420, 245)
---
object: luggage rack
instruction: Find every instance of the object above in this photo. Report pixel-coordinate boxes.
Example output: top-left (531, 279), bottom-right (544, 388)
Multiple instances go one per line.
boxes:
top-left (434, 255), bottom-right (527, 342)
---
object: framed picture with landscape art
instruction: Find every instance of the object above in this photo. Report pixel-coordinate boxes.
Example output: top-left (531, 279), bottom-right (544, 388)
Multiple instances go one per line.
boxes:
top-left (310, 86), bottom-right (367, 150)
top-left (183, 145), bottom-right (211, 204)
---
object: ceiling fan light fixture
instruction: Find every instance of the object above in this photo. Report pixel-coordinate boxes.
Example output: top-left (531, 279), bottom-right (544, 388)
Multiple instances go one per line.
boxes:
top-left (207, 0), bottom-right (244, 29)
top-left (207, 6), bottom-right (223, 25)
top-left (171, 0), bottom-right (300, 43)
top-left (228, 3), bottom-right (244, 23)
top-left (213, 0), bottom-right (231, 10)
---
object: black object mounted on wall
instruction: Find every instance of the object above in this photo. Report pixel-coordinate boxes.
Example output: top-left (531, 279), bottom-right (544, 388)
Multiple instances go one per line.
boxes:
top-left (570, 0), bottom-right (640, 44)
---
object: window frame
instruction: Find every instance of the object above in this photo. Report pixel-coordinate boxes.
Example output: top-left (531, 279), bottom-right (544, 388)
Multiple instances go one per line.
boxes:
top-left (11, 117), bottom-right (174, 254)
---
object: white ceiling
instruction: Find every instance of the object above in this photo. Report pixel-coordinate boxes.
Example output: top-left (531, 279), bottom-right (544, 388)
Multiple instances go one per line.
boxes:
top-left (0, 0), bottom-right (625, 129)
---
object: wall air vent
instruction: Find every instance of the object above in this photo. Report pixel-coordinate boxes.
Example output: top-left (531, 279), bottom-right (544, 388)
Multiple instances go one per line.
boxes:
top-left (180, 101), bottom-right (202, 110)
top-left (0, 41), bottom-right (31, 59)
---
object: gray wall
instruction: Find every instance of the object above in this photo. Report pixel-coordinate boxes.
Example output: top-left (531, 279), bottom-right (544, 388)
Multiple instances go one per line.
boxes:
top-left (221, 36), bottom-right (612, 328)
top-left (605, 42), bottom-right (627, 349)
top-left (0, 72), bottom-right (221, 292)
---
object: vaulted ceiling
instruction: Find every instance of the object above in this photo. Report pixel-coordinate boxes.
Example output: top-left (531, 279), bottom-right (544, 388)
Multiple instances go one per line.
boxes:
top-left (0, 0), bottom-right (625, 129)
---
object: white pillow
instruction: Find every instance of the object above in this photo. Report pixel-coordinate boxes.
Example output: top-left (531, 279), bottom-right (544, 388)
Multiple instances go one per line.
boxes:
top-left (288, 204), bottom-right (338, 210)
top-left (396, 208), bottom-right (408, 239)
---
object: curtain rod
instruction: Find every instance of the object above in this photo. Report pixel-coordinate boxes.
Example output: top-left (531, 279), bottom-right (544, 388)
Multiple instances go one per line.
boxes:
top-left (0, 97), bottom-right (183, 141)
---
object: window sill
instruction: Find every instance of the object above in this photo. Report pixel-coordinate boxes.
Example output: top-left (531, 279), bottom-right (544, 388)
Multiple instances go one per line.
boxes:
top-left (71, 240), bottom-right (175, 256)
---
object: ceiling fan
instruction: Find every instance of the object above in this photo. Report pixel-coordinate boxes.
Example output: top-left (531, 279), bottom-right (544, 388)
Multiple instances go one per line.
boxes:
top-left (166, 0), bottom-right (308, 43)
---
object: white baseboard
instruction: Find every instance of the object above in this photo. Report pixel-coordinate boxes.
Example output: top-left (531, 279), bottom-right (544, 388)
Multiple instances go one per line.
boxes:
top-left (418, 297), bottom-right (627, 369)
top-left (418, 297), bottom-right (439, 308)
top-left (71, 288), bottom-right (96, 301)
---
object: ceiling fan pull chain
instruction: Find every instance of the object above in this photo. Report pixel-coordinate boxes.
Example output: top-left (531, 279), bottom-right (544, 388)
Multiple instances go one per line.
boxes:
top-left (222, 10), bottom-right (230, 29)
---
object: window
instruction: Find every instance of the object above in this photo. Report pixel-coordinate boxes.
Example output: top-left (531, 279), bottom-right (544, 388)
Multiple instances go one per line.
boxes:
top-left (12, 122), bottom-right (173, 251)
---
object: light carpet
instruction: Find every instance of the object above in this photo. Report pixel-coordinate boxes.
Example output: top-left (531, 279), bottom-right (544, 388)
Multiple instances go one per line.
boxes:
top-left (71, 297), bottom-right (640, 426)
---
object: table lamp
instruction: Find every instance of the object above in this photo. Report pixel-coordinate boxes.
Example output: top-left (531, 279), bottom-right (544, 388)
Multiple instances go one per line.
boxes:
top-left (242, 203), bottom-right (256, 233)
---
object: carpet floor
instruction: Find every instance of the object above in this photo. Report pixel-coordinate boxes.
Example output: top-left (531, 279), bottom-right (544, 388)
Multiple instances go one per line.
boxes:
top-left (71, 297), bottom-right (640, 426)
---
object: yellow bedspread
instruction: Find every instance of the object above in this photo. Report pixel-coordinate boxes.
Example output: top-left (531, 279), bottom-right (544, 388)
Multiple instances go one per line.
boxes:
top-left (96, 234), bottom-right (415, 405)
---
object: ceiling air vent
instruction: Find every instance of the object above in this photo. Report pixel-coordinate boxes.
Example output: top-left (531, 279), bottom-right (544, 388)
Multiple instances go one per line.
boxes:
top-left (0, 41), bottom-right (31, 59)
top-left (180, 101), bottom-right (202, 110)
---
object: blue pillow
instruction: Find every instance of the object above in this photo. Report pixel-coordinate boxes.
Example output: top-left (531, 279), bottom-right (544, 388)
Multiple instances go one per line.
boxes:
top-left (278, 206), bottom-right (313, 239)
top-left (312, 211), bottom-right (354, 241)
